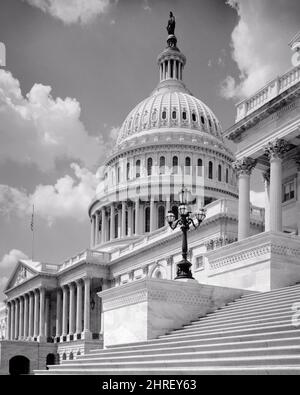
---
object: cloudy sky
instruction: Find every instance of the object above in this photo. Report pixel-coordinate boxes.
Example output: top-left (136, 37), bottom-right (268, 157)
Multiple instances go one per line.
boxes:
top-left (0, 0), bottom-right (299, 302)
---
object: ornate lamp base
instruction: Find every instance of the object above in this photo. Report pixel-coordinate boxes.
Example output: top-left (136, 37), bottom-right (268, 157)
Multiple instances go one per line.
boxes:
top-left (175, 259), bottom-right (194, 280)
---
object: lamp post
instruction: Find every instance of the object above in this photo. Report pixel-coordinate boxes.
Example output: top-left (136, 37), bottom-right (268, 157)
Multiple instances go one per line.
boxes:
top-left (166, 188), bottom-right (206, 280)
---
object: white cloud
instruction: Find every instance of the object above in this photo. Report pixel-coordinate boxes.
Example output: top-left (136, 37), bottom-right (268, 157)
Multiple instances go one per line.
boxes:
top-left (0, 163), bottom-right (98, 224)
top-left (0, 250), bottom-right (28, 269)
top-left (142, 0), bottom-right (151, 12)
top-left (0, 69), bottom-right (105, 172)
top-left (222, 0), bottom-right (300, 100)
top-left (24, 0), bottom-right (115, 25)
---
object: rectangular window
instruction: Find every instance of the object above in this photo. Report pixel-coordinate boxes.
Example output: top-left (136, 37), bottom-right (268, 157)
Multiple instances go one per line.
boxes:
top-left (195, 256), bottom-right (204, 271)
top-left (283, 179), bottom-right (296, 203)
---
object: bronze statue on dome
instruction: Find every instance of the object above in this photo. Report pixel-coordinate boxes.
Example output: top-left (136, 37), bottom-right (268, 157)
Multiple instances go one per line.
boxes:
top-left (166, 12), bottom-right (176, 36)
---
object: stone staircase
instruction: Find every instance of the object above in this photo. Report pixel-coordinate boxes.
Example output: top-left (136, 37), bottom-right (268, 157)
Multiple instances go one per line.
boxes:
top-left (35, 284), bottom-right (300, 375)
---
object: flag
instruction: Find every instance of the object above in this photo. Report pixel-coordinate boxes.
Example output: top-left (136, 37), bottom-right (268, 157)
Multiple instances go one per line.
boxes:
top-left (31, 205), bottom-right (34, 232)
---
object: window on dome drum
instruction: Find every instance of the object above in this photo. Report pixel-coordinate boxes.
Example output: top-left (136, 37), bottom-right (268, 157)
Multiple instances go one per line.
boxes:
top-left (158, 206), bottom-right (165, 229)
top-left (209, 161), bottom-right (213, 180)
top-left (185, 157), bottom-right (191, 175)
top-left (160, 156), bottom-right (166, 175)
top-left (125, 211), bottom-right (128, 236)
top-left (162, 110), bottom-right (167, 120)
top-left (218, 165), bottom-right (222, 182)
top-left (127, 163), bottom-right (130, 180)
top-left (197, 159), bottom-right (203, 177)
top-left (226, 169), bottom-right (229, 184)
top-left (209, 119), bottom-right (212, 128)
top-left (201, 116), bottom-right (205, 125)
top-left (133, 209), bottom-right (136, 234)
top-left (172, 156), bottom-right (179, 174)
top-left (172, 110), bottom-right (177, 119)
top-left (147, 158), bottom-right (153, 176)
top-left (145, 207), bottom-right (150, 233)
top-left (192, 113), bottom-right (197, 122)
top-left (283, 179), bottom-right (296, 203)
top-left (114, 214), bottom-right (118, 238)
top-left (182, 111), bottom-right (187, 120)
top-left (136, 160), bottom-right (141, 178)
top-left (117, 167), bottom-right (121, 183)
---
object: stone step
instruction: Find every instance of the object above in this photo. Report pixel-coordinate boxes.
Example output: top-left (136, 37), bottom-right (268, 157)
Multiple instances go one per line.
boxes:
top-left (163, 319), bottom-right (296, 338)
top-left (78, 337), bottom-right (300, 359)
top-left (216, 295), bottom-right (300, 313)
top-left (101, 329), bottom-right (300, 352)
top-left (241, 284), bottom-right (300, 301)
top-left (189, 306), bottom-right (293, 326)
top-left (45, 355), bottom-right (300, 370)
top-left (34, 366), bottom-right (300, 375)
top-left (183, 311), bottom-right (293, 330)
top-left (228, 288), bottom-right (300, 306)
top-left (68, 345), bottom-right (300, 364)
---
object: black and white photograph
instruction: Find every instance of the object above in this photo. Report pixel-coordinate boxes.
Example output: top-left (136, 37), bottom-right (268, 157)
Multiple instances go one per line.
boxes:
top-left (0, 0), bottom-right (300, 378)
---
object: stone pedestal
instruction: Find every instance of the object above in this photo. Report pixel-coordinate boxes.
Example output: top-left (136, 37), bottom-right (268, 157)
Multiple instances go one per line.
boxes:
top-left (98, 278), bottom-right (246, 347)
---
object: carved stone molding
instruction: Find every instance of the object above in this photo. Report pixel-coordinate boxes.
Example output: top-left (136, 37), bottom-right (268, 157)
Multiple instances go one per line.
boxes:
top-left (232, 157), bottom-right (257, 176)
top-left (264, 139), bottom-right (289, 160)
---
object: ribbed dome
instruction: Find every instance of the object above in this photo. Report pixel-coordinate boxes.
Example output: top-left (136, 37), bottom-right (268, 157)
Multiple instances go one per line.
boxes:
top-left (117, 89), bottom-right (223, 146)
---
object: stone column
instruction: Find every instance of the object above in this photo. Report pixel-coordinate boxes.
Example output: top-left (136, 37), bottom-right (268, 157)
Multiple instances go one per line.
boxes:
top-left (121, 202), bottom-right (126, 238)
top-left (6, 302), bottom-right (11, 340)
top-left (265, 139), bottom-right (289, 233)
top-left (68, 283), bottom-right (76, 339)
top-left (165, 198), bottom-right (171, 226)
top-left (110, 204), bottom-right (115, 240)
top-left (118, 206), bottom-right (122, 238)
top-left (56, 289), bottom-right (62, 339)
top-left (90, 215), bottom-right (95, 248)
top-left (150, 199), bottom-right (156, 233)
top-left (45, 295), bottom-right (50, 340)
top-left (61, 286), bottom-right (68, 340)
top-left (28, 292), bottom-right (34, 339)
top-left (135, 198), bottom-right (140, 235)
top-left (19, 296), bottom-right (24, 340)
top-left (23, 294), bottom-right (29, 339)
top-left (76, 280), bottom-right (83, 337)
top-left (101, 208), bottom-right (106, 244)
top-left (39, 288), bottom-right (46, 342)
top-left (233, 158), bottom-right (257, 241)
top-left (95, 211), bottom-right (100, 246)
top-left (128, 205), bottom-right (133, 237)
top-left (82, 278), bottom-right (91, 340)
top-left (163, 62), bottom-right (166, 80)
top-left (15, 298), bottom-right (19, 340)
top-left (295, 157), bottom-right (300, 235)
top-left (100, 280), bottom-right (110, 335)
top-left (11, 301), bottom-right (15, 340)
top-left (263, 170), bottom-right (271, 232)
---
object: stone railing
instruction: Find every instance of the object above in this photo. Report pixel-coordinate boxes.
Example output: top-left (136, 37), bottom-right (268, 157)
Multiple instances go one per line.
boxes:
top-left (60, 249), bottom-right (110, 271)
top-left (236, 65), bottom-right (300, 122)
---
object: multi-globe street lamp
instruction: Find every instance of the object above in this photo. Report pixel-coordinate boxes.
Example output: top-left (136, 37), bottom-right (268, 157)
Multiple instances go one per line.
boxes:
top-left (166, 188), bottom-right (206, 280)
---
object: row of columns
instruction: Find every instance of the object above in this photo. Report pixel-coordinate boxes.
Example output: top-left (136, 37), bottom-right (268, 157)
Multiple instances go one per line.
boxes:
top-left (234, 139), bottom-right (289, 240)
top-left (6, 278), bottom-right (92, 342)
top-left (160, 58), bottom-right (183, 82)
top-left (6, 288), bottom-right (49, 342)
top-left (91, 198), bottom-right (172, 247)
top-left (57, 278), bottom-right (91, 341)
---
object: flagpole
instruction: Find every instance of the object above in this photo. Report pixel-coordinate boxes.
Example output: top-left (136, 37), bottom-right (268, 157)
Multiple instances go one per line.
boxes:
top-left (31, 204), bottom-right (35, 262)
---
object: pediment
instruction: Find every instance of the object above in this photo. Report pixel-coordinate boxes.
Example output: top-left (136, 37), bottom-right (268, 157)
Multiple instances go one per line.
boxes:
top-left (6, 262), bottom-right (37, 290)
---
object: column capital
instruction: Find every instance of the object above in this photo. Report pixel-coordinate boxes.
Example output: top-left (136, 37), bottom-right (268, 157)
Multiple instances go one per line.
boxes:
top-left (264, 139), bottom-right (289, 160)
top-left (232, 157), bottom-right (257, 176)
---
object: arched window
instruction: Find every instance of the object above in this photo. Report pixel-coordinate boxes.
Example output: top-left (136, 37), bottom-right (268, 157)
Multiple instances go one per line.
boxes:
top-left (127, 163), bottom-right (130, 181)
top-left (192, 113), bottom-right (197, 122)
top-left (160, 156), bottom-right (166, 175)
top-left (197, 159), bottom-right (203, 177)
top-left (145, 207), bottom-right (150, 233)
top-left (185, 157), bottom-right (191, 175)
top-left (172, 110), bottom-right (177, 119)
top-left (155, 271), bottom-right (162, 279)
top-left (172, 206), bottom-right (179, 220)
top-left (62, 353), bottom-right (67, 361)
top-left (182, 111), bottom-right (187, 120)
top-left (136, 160), bottom-right (141, 178)
top-left (201, 116), bottom-right (205, 125)
top-left (69, 352), bottom-right (74, 361)
top-left (218, 165), bottom-right (222, 182)
top-left (133, 209), bottom-right (136, 234)
top-left (114, 214), bottom-right (118, 238)
top-left (209, 119), bottom-right (212, 128)
top-left (209, 161), bottom-right (213, 180)
top-left (172, 156), bottom-right (178, 174)
top-left (226, 168), bottom-right (229, 184)
top-left (147, 158), bottom-right (153, 176)
top-left (162, 110), bottom-right (167, 120)
top-left (125, 211), bottom-right (128, 236)
top-left (158, 206), bottom-right (165, 229)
